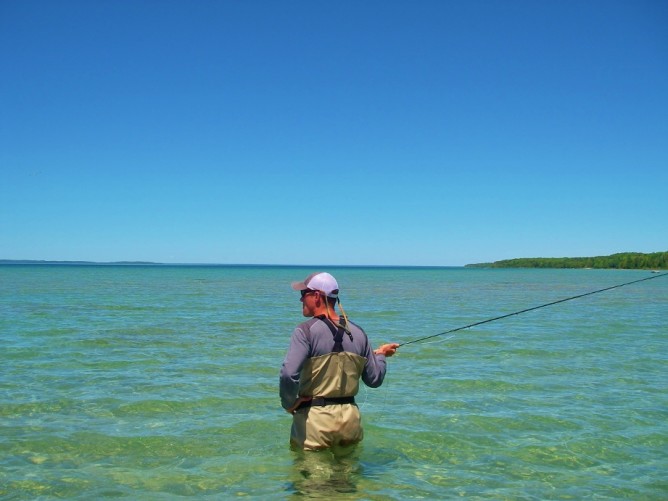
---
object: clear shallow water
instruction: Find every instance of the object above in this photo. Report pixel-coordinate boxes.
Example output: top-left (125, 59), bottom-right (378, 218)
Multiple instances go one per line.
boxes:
top-left (1, 265), bottom-right (666, 499)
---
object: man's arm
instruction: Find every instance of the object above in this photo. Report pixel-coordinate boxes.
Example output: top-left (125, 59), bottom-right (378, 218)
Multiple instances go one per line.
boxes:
top-left (279, 327), bottom-right (310, 410)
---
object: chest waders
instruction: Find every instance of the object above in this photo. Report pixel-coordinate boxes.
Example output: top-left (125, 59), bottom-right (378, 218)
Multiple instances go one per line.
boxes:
top-left (291, 317), bottom-right (366, 449)
top-left (296, 316), bottom-right (366, 408)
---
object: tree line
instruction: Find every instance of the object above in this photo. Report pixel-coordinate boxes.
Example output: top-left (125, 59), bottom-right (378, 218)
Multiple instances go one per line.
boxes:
top-left (466, 251), bottom-right (668, 269)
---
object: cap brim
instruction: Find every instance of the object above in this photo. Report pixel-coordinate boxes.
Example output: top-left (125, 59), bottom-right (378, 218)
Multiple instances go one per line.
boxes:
top-left (291, 281), bottom-right (308, 291)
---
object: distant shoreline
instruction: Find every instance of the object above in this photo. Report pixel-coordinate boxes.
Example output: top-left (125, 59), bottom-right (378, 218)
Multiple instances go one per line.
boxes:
top-left (466, 251), bottom-right (667, 270)
top-left (0, 260), bottom-right (161, 266)
top-left (2, 252), bottom-right (667, 270)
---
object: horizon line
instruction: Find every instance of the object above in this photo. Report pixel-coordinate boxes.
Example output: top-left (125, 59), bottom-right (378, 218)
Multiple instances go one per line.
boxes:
top-left (0, 259), bottom-right (466, 269)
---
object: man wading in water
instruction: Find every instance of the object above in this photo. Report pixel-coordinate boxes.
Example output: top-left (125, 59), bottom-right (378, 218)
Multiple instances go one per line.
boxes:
top-left (279, 272), bottom-right (399, 450)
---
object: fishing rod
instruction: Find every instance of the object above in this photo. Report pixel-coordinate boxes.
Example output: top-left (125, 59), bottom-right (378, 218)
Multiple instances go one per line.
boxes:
top-left (398, 271), bottom-right (668, 347)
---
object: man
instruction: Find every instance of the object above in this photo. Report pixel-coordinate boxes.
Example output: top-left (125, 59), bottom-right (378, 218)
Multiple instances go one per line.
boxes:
top-left (279, 272), bottom-right (399, 451)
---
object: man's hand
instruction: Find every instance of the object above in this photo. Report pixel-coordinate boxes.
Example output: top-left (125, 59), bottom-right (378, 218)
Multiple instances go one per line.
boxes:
top-left (374, 343), bottom-right (400, 357)
top-left (286, 396), bottom-right (312, 414)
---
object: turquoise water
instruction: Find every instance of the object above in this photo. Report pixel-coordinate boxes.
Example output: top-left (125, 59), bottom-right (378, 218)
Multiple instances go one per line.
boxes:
top-left (1, 265), bottom-right (666, 499)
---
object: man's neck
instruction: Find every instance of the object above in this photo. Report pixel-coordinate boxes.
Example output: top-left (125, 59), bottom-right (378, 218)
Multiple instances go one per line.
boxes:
top-left (313, 307), bottom-right (339, 322)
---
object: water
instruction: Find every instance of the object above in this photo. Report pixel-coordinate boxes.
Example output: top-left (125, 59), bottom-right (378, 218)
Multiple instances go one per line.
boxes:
top-left (1, 265), bottom-right (666, 499)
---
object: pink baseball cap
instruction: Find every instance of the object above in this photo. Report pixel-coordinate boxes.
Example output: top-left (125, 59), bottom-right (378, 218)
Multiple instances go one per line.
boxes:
top-left (291, 272), bottom-right (339, 298)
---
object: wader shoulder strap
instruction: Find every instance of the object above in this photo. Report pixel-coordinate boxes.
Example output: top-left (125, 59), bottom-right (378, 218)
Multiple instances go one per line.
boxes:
top-left (317, 316), bottom-right (352, 353)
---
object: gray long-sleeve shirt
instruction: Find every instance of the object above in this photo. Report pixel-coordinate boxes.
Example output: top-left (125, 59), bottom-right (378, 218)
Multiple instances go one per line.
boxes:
top-left (279, 316), bottom-right (387, 410)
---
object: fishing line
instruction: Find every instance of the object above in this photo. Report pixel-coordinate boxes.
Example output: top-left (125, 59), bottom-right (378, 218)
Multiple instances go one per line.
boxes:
top-left (398, 272), bottom-right (668, 348)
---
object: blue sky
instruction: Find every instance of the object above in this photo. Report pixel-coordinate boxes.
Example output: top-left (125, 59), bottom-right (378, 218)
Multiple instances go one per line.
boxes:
top-left (1, 0), bottom-right (666, 266)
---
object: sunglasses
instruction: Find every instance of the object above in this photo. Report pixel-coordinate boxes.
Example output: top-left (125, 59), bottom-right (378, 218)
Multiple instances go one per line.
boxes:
top-left (300, 289), bottom-right (319, 299)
